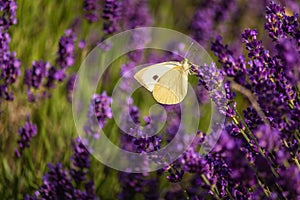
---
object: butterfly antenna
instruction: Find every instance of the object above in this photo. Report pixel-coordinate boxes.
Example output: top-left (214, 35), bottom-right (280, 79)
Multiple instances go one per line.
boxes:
top-left (184, 42), bottom-right (194, 59)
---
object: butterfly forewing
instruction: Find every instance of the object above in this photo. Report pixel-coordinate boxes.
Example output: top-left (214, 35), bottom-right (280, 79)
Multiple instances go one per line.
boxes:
top-left (134, 62), bottom-right (180, 92)
top-left (152, 67), bottom-right (188, 105)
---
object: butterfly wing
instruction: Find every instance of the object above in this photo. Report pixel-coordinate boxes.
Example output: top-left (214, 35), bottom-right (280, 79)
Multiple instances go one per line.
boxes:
top-left (134, 62), bottom-right (180, 92)
top-left (153, 67), bottom-right (188, 105)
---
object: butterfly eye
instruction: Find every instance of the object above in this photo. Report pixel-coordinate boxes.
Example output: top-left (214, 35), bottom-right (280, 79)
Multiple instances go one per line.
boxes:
top-left (153, 75), bottom-right (159, 80)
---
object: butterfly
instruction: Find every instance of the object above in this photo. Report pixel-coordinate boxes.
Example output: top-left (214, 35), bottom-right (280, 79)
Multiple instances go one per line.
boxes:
top-left (134, 58), bottom-right (193, 105)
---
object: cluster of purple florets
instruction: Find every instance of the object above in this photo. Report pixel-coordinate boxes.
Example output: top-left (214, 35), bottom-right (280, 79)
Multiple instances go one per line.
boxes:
top-left (14, 119), bottom-right (37, 158)
top-left (83, 0), bottom-right (100, 23)
top-left (23, 29), bottom-right (77, 101)
top-left (0, 0), bottom-right (20, 101)
top-left (25, 138), bottom-right (95, 200)
top-left (116, 1), bottom-right (300, 199)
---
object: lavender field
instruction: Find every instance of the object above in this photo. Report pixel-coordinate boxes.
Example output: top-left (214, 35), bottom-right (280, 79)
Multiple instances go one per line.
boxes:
top-left (1, 0), bottom-right (300, 199)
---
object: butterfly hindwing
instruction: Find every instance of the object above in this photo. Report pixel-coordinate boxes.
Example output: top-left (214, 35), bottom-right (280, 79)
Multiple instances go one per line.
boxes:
top-left (152, 67), bottom-right (188, 105)
top-left (134, 62), bottom-right (180, 92)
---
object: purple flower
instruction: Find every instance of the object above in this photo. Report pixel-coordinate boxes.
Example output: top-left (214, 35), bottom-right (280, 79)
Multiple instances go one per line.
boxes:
top-left (277, 165), bottom-right (300, 198)
top-left (241, 28), bottom-right (279, 85)
top-left (240, 28), bottom-right (299, 136)
top-left (195, 84), bottom-right (210, 104)
top-left (190, 8), bottom-right (215, 45)
top-left (81, 181), bottom-right (96, 200)
top-left (243, 107), bottom-right (264, 130)
top-left (133, 135), bottom-right (161, 153)
top-left (179, 148), bottom-right (202, 173)
top-left (193, 62), bottom-right (230, 116)
top-left (264, 2), bottom-right (286, 40)
top-left (120, 61), bottom-right (135, 78)
top-left (224, 81), bottom-right (236, 100)
top-left (26, 144), bottom-right (96, 199)
top-left (78, 40), bottom-right (86, 49)
top-left (25, 61), bottom-right (49, 89)
top-left (122, 0), bottom-right (153, 29)
top-left (275, 38), bottom-right (300, 83)
top-left (0, 0), bottom-right (18, 29)
top-left (15, 119), bottom-right (37, 158)
top-left (252, 125), bottom-right (291, 167)
top-left (102, 0), bottom-right (122, 35)
top-left (83, 0), bottom-right (99, 23)
top-left (208, 3), bottom-right (300, 198)
top-left (253, 125), bottom-right (281, 153)
top-left (0, 27), bottom-right (20, 101)
top-left (190, 0), bottom-right (236, 45)
top-left (117, 101), bottom-right (160, 199)
top-left (118, 0), bottom-right (153, 89)
top-left (38, 163), bottom-right (75, 199)
top-left (119, 61), bottom-right (136, 92)
top-left (24, 61), bottom-right (50, 101)
top-left (57, 29), bottom-right (76, 69)
top-left (211, 35), bottom-right (247, 81)
top-left (72, 182), bottom-right (96, 199)
top-left (69, 138), bottom-right (91, 185)
top-left (0, 27), bottom-right (10, 55)
top-left (45, 66), bottom-right (66, 89)
top-left (118, 172), bottom-right (159, 200)
top-left (165, 165), bottom-right (184, 183)
top-left (214, 27), bottom-right (297, 132)
top-left (241, 29), bottom-right (274, 83)
top-left (90, 91), bottom-right (113, 128)
top-left (142, 179), bottom-right (159, 200)
top-left (0, 51), bottom-right (20, 84)
top-left (84, 91), bottom-right (113, 139)
top-left (264, 1), bottom-right (299, 41)
top-left (66, 74), bottom-right (77, 102)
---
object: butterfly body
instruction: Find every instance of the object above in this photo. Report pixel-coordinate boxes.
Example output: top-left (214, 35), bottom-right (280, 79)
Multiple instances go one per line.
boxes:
top-left (134, 59), bottom-right (192, 105)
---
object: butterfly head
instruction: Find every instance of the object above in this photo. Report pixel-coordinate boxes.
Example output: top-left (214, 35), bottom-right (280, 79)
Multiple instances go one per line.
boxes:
top-left (181, 58), bottom-right (193, 72)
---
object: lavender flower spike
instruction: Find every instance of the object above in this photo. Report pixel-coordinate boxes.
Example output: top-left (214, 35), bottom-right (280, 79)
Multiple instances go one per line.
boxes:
top-left (66, 74), bottom-right (77, 102)
top-left (103, 0), bottom-right (122, 35)
top-left (0, 0), bottom-right (18, 30)
top-left (0, 26), bottom-right (21, 101)
top-left (57, 29), bottom-right (76, 69)
top-left (15, 119), bottom-right (37, 158)
top-left (24, 60), bottom-right (50, 101)
top-left (69, 137), bottom-right (91, 184)
top-left (83, 0), bottom-right (99, 23)
top-left (89, 91), bottom-right (113, 129)
top-left (265, 1), bottom-right (299, 41)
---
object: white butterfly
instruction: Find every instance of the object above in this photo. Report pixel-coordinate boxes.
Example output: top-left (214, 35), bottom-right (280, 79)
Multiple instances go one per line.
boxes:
top-left (134, 58), bottom-right (192, 105)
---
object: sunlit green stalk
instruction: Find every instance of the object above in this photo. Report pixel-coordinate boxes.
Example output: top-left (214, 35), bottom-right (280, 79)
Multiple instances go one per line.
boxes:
top-left (200, 174), bottom-right (221, 200)
top-left (225, 187), bottom-right (234, 200)
top-left (178, 182), bottom-right (190, 200)
top-left (293, 157), bottom-right (300, 171)
top-left (232, 107), bottom-right (288, 199)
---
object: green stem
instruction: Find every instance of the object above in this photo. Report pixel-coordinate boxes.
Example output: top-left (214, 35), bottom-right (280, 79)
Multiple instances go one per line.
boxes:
top-left (178, 182), bottom-right (190, 200)
top-left (232, 107), bottom-right (288, 199)
top-left (200, 174), bottom-right (221, 200)
top-left (256, 175), bottom-right (271, 197)
top-left (293, 130), bottom-right (300, 144)
top-left (247, 154), bottom-right (287, 200)
top-left (233, 117), bottom-right (250, 143)
top-left (293, 157), bottom-right (300, 171)
top-left (225, 187), bottom-right (234, 200)
top-left (234, 109), bottom-right (267, 158)
top-left (234, 108), bottom-right (279, 172)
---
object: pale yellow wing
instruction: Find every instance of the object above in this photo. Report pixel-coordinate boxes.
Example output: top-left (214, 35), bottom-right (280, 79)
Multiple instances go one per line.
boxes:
top-left (134, 62), bottom-right (180, 92)
top-left (152, 67), bottom-right (188, 105)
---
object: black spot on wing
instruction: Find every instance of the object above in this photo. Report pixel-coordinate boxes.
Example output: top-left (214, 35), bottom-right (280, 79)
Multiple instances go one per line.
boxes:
top-left (153, 75), bottom-right (159, 80)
